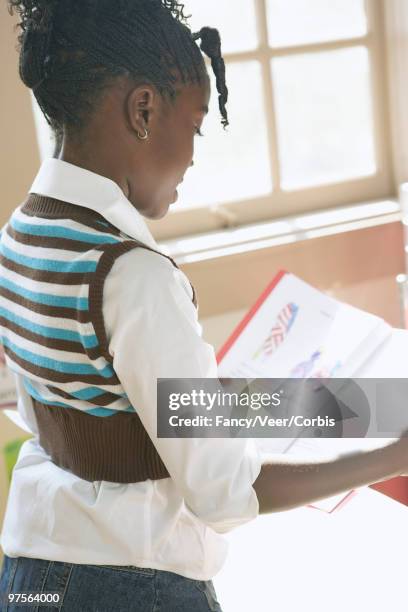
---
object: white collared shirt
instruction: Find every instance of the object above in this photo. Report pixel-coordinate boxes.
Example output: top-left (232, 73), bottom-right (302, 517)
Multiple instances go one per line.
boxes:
top-left (0, 158), bottom-right (262, 580)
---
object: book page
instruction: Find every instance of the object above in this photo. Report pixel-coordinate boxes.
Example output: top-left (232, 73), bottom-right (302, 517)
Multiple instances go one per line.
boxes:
top-left (218, 273), bottom-right (390, 381)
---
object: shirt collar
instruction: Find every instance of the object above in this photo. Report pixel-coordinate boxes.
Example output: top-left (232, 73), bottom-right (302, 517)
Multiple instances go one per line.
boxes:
top-left (29, 158), bottom-right (159, 250)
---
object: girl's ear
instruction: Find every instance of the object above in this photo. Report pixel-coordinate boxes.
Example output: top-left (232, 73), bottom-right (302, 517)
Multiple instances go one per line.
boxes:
top-left (125, 85), bottom-right (156, 135)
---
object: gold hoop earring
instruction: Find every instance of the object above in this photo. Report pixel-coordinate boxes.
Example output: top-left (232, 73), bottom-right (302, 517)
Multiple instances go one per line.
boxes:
top-left (137, 128), bottom-right (149, 140)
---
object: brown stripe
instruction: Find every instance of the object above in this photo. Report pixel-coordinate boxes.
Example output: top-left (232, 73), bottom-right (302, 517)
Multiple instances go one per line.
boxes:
top-left (22, 195), bottom-right (122, 236)
top-left (0, 315), bottom-right (103, 359)
top-left (0, 255), bottom-right (93, 285)
top-left (0, 286), bottom-right (91, 323)
top-left (3, 345), bottom-right (120, 386)
top-left (6, 224), bottom-right (113, 254)
top-left (46, 385), bottom-right (124, 407)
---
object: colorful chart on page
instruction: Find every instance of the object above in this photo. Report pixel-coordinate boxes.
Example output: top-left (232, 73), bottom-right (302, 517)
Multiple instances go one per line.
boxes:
top-left (290, 349), bottom-right (343, 378)
top-left (252, 302), bottom-right (299, 361)
top-left (217, 271), bottom-right (391, 380)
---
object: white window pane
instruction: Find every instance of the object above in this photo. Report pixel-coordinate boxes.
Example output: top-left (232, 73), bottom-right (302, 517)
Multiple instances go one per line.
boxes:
top-left (182, 0), bottom-right (258, 54)
top-left (271, 47), bottom-right (376, 190)
top-left (267, 0), bottom-right (367, 47)
top-left (177, 61), bottom-right (272, 209)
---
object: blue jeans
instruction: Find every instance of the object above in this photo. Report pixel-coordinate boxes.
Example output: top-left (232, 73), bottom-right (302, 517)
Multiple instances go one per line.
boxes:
top-left (0, 554), bottom-right (223, 611)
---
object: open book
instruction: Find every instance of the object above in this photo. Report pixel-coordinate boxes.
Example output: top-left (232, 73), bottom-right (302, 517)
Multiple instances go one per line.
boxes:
top-left (216, 270), bottom-right (405, 512)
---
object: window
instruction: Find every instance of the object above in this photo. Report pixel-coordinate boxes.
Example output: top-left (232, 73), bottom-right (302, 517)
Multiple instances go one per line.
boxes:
top-left (153, 0), bottom-right (393, 240)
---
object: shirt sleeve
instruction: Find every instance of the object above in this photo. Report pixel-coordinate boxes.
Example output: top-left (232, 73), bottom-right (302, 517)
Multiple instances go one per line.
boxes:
top-left (102, 247), bottom-right (262, 534)
top-left (12, 372), bottom-right (39, 435)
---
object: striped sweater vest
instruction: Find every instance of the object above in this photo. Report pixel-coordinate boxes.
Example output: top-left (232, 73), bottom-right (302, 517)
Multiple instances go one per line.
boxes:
top-left (0, 193), bottom-right (197, 483)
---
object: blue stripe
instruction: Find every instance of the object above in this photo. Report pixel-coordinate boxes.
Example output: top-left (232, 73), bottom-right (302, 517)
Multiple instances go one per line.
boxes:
top-left (87, 407), bottom-right (117, 416)
top-left (23, 378), bottom-right (74, 410)
top-left (0, 243), bottom-right (98, 273)
top-left (87, 407), bottom-right (116, 416)
top-left (68, 386), bottom-right (115, 400)
top-left (23, 379), bottom-right (131, 413)
top-left (23, 379), bottom-right (133, 414)
top-left (0, 306), bottom-right (97, 347)
top-left (2, 335), bottom-right (113, 377)
top-left (0, 277), bottom-right (88, 309)
top-left (88, 406), bottom-right (135, 416)
top-left (11, 218), bottom-right (119, 245)
top-left (24, 378), bottom-right (134, 416)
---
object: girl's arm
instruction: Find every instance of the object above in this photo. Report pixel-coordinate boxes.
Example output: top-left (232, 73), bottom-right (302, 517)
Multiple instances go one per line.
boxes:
top-left (253, 436), bottom-right (407, 513)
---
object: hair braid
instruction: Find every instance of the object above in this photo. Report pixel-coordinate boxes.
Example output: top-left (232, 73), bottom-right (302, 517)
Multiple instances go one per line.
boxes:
top-left (8, 0), bottom-right (229, 134)
top-left (193, 27), bottom-right (229, 128)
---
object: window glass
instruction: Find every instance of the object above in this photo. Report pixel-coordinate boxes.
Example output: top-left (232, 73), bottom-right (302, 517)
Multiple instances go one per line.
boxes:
top-left (271, 47), bottom-right (376, 190)
top-left (177, 61), bottom-right (273, 208)
top-left (183, 0), bottom-right (258, 54)
top-left (267, 0), bottom-right (367, 47)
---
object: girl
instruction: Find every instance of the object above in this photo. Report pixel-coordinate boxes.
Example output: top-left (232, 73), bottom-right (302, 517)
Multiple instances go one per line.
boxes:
top-left (0, 1), bottom-right (407, 610)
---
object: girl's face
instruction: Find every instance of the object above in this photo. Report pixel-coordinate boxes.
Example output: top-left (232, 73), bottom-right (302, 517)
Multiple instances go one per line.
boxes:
top-left (126, 80), bottom-right (211, 220)
top-left (60, 77), bottom-right (211, 220)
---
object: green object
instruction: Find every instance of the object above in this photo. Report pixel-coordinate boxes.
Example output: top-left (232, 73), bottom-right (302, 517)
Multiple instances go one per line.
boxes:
top-left (3, 437), bottom-right (32, 484)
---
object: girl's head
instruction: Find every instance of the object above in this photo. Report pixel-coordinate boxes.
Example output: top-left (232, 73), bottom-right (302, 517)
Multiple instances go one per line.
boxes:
top-left (8, 0), bottom-right (229, 219)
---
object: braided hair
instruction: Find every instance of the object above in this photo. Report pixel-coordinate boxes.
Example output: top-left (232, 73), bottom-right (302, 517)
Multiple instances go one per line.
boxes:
top-left (8, 0), bottom-right (229, 152)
